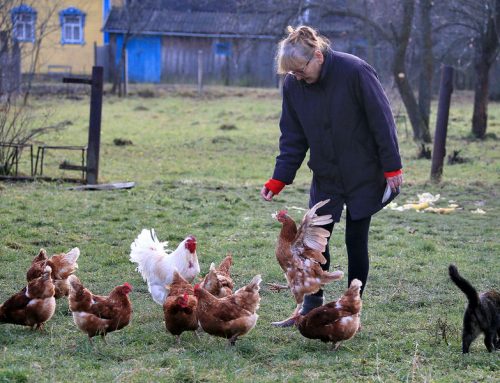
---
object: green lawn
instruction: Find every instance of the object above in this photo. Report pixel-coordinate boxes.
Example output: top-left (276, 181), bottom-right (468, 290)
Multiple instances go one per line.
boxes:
top-left (0, 86), bottom-right (498, 382)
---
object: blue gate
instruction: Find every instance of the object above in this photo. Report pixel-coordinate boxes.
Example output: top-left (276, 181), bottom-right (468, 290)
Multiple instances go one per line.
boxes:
top-left (115, 35), bottom-right (161, 83)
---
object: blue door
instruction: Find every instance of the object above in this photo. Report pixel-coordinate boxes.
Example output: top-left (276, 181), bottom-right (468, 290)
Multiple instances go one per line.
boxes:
top-left (116, 35), bottom-right (161, 83)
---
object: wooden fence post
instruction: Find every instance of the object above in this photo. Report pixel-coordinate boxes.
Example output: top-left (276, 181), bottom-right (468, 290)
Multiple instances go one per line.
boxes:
top-left (430, 66), bottom-right (454, 182)
top-left (198, 50), bottom-right (203, 96)
top-left (86, 66), bottom-right (104, 184)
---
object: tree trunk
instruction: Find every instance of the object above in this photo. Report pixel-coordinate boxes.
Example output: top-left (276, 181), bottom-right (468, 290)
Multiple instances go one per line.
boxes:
top-left (392, 0), bottom-right (431, 143)
top-left (394, 62), bottom-right (431, 143)
top-left (471, 0), bottom-right (499, 138)
top-left (471, 53), bottom-right (491, 138)
top-left (418, 0), bottom-right (433, 129)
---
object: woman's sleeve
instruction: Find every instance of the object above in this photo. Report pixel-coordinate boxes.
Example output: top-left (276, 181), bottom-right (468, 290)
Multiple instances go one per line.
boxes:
top-left (271, 80), bottom-right (309, 184)
top-left (356, 63), bottom-right (403, 172)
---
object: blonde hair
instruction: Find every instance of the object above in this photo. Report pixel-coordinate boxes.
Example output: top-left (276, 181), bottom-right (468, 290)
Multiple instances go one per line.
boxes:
top-left (276, 25), bottom-right (331, 75)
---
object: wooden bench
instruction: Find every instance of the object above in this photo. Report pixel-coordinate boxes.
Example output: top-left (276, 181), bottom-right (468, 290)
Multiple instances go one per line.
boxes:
top-left (34, 145), bottom-right (87, 181)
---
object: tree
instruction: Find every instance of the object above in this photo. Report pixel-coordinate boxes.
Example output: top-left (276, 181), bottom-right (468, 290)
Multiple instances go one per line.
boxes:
top-left (436, 0), bottom-right (500, 138)
top-left (417, 0), bottom-right (434, 130)
top-left (316, 0), bottom-right (432, 143)
top-left (0, 0), bottom-right (64, 175)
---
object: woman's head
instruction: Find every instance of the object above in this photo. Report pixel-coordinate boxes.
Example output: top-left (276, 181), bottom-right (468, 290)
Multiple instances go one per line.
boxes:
top-left (276, 25), bottom-right (330, 83)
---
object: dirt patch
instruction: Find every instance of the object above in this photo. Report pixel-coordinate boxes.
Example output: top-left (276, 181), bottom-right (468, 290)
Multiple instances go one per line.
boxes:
top-left (219, 124), bottom-right (237, 131)
top-left (113, 138), bottom-right (133, 146)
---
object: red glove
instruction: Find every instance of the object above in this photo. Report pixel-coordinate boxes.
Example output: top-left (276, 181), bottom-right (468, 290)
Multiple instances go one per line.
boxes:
top-left (264, 178), bottom-right (286, 195)
top-left (384, 169), bottom-right (402, 178)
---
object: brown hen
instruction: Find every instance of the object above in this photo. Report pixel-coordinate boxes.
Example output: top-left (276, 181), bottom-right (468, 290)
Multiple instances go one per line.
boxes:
top-left (200, 254), bottom-right (234, 297)
top-left (0, 265), bottom-right (56, 329)
top-left (68, 275), bottom-right (133, 342)
top-left (163, 271), bottom-right (198, 343)
top-left (194, 275), bottom-right (261, 345)
top-left (272, 199), bottom-right (343, 327)
top-left (26, 248), bottom-right (80, 298)
top-left (296, 279), bottom-right (362, 350)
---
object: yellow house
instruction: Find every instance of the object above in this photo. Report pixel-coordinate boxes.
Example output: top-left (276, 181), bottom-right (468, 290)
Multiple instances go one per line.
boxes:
top-left (6, 0), bottom-right (113, 75)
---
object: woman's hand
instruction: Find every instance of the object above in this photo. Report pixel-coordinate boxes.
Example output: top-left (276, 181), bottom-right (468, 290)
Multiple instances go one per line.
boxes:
top-left (386, 173), bottom-right (403, 192)
top-left (260, 186), bottom-right (274, 201)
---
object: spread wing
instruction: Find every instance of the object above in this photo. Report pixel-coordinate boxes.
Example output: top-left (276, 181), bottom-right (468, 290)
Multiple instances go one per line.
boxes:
top-left (291, 199), bottom-right (333, 264)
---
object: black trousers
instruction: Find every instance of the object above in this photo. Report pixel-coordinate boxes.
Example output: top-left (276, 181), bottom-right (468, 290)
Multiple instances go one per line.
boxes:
top-left (313, 209), bottom-right (371, 297)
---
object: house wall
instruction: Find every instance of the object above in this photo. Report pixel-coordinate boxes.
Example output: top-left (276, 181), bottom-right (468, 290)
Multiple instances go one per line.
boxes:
top-left (160, 36), bottom-right (276, 87)
top-left (4, 0), bottom-right (105, 75)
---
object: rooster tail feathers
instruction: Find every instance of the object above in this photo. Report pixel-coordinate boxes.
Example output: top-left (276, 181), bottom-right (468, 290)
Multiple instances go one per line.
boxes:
top-left (209, 262), bottom-right (216, 271)
top-left (130, 229), bottom-right (169, 253)
top-left (130, 228), bottom-right (170, 281)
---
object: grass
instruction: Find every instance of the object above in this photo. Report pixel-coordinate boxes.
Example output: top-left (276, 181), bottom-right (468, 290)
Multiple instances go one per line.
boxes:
top-left (0, 86), bottom-right (499, 382)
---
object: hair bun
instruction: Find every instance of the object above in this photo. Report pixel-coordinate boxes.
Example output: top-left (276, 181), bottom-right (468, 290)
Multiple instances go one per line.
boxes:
top-left (297, 26), bottom-right (315, 40)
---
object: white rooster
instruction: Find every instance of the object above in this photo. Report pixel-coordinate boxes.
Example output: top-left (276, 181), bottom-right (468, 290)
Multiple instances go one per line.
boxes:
top-left (130, 229), bottom-right (200, 305)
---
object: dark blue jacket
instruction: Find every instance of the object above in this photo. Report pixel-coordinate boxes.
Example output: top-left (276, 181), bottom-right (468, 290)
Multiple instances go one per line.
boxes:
top-left (272, 49), bottom-right (402, 221)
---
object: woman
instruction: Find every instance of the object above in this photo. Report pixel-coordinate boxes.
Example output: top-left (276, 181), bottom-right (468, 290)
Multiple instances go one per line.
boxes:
top-left (261, 26), bottom-right (403, 320)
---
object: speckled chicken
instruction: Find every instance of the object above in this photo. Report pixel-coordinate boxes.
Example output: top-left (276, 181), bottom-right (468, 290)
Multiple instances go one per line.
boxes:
top-left (68, 275), bottom-right (133, 342)
top-left (26, 248), bottom-right (80, 298)
top-left (194, 275), bottom-right (261, 345)
top-left (272, 199), bottom-right (344, 327)
top-left (200, 254), bottom-right (234, 297)
top-left (296, 279), bottom-right (362, 350)
top-left (163, 271), bottom-right (198, 343)
top-left (0, 265), bottom-right (56, 329)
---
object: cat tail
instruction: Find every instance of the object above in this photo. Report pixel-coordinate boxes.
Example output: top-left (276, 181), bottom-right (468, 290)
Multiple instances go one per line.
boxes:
top-left (448, 264), bottom-right (479, 308)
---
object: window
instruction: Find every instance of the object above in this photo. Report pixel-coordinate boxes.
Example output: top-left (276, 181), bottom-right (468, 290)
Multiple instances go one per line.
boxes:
top-left (59, 8), bottom-right (86, 45)
top-left (10, 5), bottom-right (37, 42)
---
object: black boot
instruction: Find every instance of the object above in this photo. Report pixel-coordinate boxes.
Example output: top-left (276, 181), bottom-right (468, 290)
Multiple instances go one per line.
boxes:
top-left (299, 292), bottom-right (324, 315)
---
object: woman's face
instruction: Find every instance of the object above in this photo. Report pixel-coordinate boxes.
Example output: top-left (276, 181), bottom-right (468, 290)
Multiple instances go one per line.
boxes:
top-left (289, 50), bottom-right (324, 84)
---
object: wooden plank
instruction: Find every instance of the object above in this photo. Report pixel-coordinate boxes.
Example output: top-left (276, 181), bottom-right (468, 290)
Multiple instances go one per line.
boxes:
top-left (67, 182), bottom-right (135, 191)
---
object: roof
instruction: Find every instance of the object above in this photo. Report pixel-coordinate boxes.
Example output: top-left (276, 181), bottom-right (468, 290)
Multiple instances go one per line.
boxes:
top-left (103, 8), bottom-right (286, 39)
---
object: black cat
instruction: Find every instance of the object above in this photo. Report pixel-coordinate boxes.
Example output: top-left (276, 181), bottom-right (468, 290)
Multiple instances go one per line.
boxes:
top-left (449, 264), bottom-right (500, 353)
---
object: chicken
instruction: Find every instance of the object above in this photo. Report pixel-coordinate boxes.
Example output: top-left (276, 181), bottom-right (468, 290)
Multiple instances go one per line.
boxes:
top-left (67, 275), bottom-right (133, 342)
top-left (26, 247), bottom-right (80, 298)
top-left (271, 199), bottom-right (344, 327)
top-left (296, 279), bottom-right (362, 350)
top-left (0, 266), bottom-right (56, 329)
top-left (194, 275), bottom-right (261, 345)
top-left (200, 254), bottom-right (234, 297)
top-left (163, 271), bottom-right (198, 343)
top-left (130, 229), bottom-right (200, 305)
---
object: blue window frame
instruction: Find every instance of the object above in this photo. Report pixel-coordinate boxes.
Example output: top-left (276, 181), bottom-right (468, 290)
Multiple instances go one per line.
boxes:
top-left (10, 5), bottom-right (37, 42)
top-left (59, 7), bottom-right (86, 45)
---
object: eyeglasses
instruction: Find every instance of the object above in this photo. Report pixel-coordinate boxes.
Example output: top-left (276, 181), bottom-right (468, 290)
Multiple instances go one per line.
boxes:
top-left (289, 55), bottom-right (313, 76)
